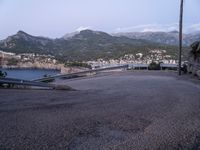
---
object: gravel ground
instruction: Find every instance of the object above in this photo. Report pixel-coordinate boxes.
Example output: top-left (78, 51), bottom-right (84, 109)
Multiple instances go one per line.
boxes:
top-left (0, 71), bottom-right (200, 150)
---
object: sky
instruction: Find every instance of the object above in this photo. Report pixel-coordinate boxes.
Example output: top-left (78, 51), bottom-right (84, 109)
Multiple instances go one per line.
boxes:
top-left (0, 0), bottom-right (199, 39)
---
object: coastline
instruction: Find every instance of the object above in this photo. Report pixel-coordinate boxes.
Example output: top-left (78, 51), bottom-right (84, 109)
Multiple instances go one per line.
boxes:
top-left (0, 64), bottom-right (62, 71)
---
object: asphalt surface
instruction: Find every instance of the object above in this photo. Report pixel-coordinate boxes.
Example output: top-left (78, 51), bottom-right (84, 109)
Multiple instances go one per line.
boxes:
top-left (0, 71), bottom-right (200, 150)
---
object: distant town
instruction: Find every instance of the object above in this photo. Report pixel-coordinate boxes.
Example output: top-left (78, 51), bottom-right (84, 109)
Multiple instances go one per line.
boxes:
top-left (0, 49), bottom-right (178, 72)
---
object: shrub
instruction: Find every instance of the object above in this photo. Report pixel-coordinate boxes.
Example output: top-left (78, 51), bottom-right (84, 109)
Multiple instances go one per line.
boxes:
top-left (0, 70), bottom-right (7, 87)
top-left (148, 62), bottom-right (161, 70)
top-left (0, 70), bottom-right (7, 78)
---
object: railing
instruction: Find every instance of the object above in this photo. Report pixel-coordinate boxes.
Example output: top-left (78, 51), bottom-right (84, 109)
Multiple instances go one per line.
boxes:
top-left (0, 77), bottom-right (55, 88)
top-left (33, 64), bottom-right (129, 82)
top-left (160, 64), bottom-right (178, 68)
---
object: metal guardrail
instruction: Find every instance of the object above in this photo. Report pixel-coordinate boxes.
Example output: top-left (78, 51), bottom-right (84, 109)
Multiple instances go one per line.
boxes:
top-left (33, 65), bottom-right (128, 82)
top-left (160, 64), bottom-right (178, 68)
top-left (0, 65), bottom-right (128, 87)
top-left (0, 77), bottom-right (55, 88)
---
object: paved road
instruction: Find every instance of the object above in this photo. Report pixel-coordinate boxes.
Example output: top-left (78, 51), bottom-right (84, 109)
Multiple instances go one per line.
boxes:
top-left (0, 72), bottom-right (200, 150)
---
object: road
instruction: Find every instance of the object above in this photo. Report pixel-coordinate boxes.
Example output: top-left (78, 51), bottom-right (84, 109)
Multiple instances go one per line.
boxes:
top-left (0, 71), bottom-right (200, 150)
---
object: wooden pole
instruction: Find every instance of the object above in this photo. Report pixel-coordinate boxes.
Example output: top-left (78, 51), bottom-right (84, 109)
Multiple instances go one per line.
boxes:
top-left (178, 0), bottom-right (184, 75)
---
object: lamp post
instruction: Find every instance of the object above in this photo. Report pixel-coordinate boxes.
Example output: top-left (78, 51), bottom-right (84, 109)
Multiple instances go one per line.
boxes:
top-left (178, 0), bottom-right (184, 75)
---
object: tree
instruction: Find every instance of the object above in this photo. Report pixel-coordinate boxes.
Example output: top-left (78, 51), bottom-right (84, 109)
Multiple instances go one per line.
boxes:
top-left (178, 0), bottom-right (184, 75)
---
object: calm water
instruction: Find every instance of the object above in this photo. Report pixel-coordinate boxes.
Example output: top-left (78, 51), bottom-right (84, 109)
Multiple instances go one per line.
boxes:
top-left (0, 68), bottom-right (60, 80)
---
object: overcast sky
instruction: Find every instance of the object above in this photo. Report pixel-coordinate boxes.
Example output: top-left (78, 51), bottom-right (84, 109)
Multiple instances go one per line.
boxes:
top-left (0, 0), bottom-right (199, 39)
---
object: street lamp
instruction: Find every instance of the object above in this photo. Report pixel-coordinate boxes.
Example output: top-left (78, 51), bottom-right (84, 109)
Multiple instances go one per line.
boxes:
top-left (178, 0), bottom-right (184, 75)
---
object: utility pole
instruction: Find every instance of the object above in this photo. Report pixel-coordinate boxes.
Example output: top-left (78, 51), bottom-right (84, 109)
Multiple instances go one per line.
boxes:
top-left (178, 0), bottom-right (184, 75)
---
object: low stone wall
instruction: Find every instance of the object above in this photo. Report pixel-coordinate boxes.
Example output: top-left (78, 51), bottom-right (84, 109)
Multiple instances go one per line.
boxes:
top-left (187, 41), bottom-right (200, 79)
top-left (187, 64), bottom-right (200, 75)
top-left (197, 70), bottom-right (200, 78)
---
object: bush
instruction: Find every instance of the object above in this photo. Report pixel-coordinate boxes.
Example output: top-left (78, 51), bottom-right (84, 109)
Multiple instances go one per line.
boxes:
top-left (0, 70), bottom-right (7, 78)
top-left (148, 62), bottom-right (161, 70)
top-left (0, 70), bottom-right (7, 87)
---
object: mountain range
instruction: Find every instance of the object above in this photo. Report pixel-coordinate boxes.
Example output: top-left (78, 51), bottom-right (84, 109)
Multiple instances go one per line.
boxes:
top-left (0, 30), bottom-right (198, 61)
top-left (113, 31), bottom-right (200, 46)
